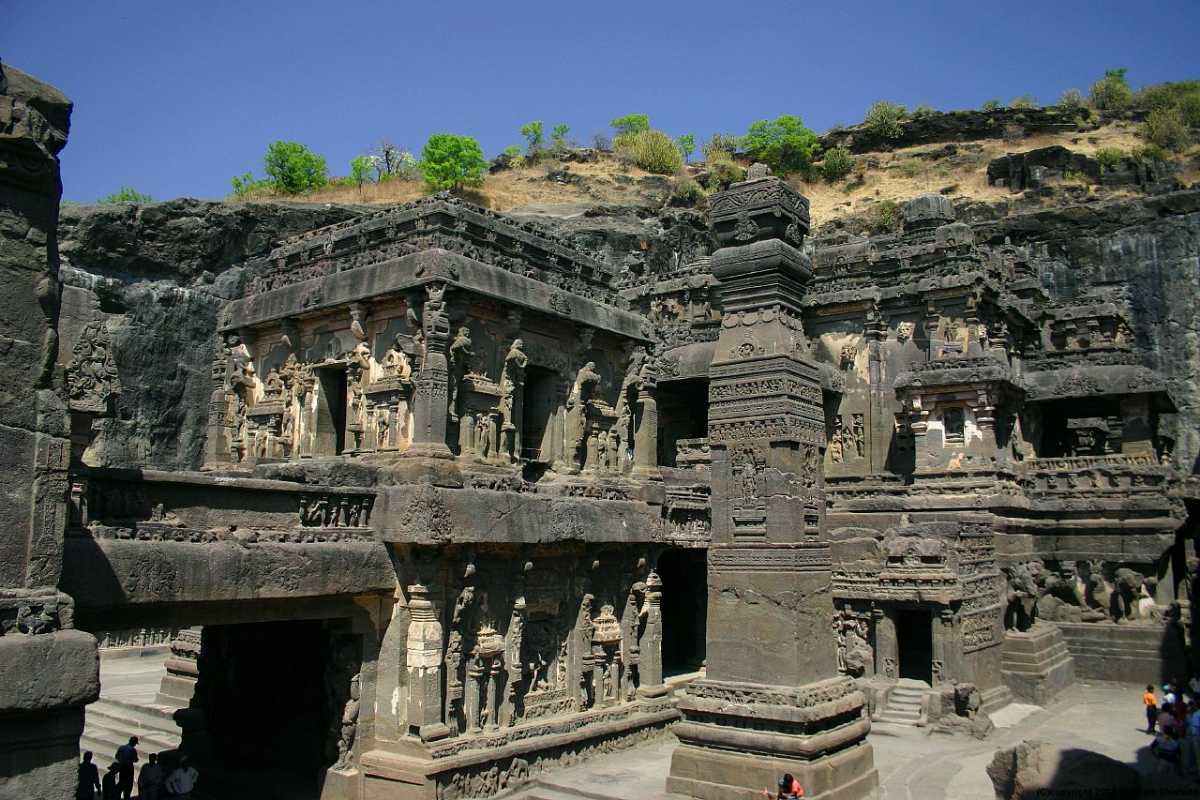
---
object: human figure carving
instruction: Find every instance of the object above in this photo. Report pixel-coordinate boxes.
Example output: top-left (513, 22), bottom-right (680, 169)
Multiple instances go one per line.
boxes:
top-left (448, 326), bottom-right (474, 421)
top-left (383, 334), bottom-right (412, 381)
top-left (566, 361), bottom-right (601, 471)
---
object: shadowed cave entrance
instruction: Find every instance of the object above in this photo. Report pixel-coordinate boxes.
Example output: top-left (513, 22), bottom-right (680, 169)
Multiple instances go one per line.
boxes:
top-left (193, 621), bottom-right (358, 800)
top-left (896, 608), bottom-right (933, 684)
top-left (658, 548), bottom-right (707, 677)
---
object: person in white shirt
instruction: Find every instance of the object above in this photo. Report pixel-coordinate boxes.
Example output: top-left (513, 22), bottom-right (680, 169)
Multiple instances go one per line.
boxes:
top-left (163, 757), bottom-right (198, 799)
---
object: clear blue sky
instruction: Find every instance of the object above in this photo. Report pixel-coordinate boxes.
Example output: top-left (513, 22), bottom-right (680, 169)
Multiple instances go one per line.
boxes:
top-left (3, 0), bottom-right (1198, 203)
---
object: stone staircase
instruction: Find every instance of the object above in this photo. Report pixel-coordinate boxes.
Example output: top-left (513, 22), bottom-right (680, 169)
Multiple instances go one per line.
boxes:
top-left (875, 679), bottom-right (929, 725)
top-left (81, 697), bottom-right (182, 763)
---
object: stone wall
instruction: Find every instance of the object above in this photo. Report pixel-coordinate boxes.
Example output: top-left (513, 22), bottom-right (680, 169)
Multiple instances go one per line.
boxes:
top-left (0, 62), bottom-right (100, 800)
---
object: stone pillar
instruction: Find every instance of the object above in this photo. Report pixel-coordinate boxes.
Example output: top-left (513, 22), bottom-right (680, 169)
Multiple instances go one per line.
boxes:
top-left (874, 607), bottom-right (898, 679)
top-left (465, 661), bottom-right (483, 734)
top-left (0, 63), bottom-right (100, 799)
top-left (202, 334), bottom-right (236, 470)
top-left (406, 283), bottom-right (453, 459)
top-left (638, 571), bottom-right (667, 698)
top-left (405, 584), bottom-right (449, 742)
top-left (669, 172), bottom-right (877, 800)
top-left (632, 379), bottom-right (661, 480)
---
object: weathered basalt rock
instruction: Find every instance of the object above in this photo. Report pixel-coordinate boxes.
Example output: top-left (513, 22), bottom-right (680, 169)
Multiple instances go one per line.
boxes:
top-left (986, 739), bottom-right (1140, 800)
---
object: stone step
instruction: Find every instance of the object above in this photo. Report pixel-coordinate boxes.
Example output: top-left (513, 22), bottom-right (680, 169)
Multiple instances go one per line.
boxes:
top-left (87, 703), bottom-right (182, 742)
top-left (93, 697), bottom-right (181, 729)
top-left (82, 718), bottom-right (180, 756)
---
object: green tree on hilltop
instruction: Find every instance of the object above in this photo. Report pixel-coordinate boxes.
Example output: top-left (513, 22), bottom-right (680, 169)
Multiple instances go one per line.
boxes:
top-left (520, 120), bottom-right (545, 157)
top-left (419, 134), bottom-right (487, 192)
top-left (610, 114), bottom-right (650, 137)
top-left (263, 141), bottom-right (328, 194)
top-left (350, 155), bottom-right (374, 189)
top-left (740, 115), bottom-right (819, 176)
top-left (676, 133), bottom-right (696, 163)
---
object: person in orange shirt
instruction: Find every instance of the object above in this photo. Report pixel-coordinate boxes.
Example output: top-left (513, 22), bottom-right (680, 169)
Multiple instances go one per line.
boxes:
top-left (1145, 684), bottom-right (1159, 733)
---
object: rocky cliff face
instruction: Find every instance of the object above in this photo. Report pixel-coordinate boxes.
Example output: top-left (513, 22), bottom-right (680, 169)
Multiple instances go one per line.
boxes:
top-left (59, 199), bottom-right (361, 470)
top-left (58, 191), bottom-right (1200, 473)
top-left (971, 190), bottom-right (1200, 469)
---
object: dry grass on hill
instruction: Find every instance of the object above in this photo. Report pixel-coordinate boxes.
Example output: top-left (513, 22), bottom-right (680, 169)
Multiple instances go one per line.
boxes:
top-left (792, 121), bottom-right (1168, 224)
top-left (239, 121), bottom-right (1198, 226)
top-left (275, 156), bottom-right (668, 213)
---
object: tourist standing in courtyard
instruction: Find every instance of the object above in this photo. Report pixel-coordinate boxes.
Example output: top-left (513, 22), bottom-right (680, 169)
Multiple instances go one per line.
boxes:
top-left (163, 755), bottom-right (199, 799)
top-left (101, 763), bottom-right (120, 800)
top-left (137, 752), bottom-right (164, 800)
top-left (76, 751), bottom-right (100, 800)
top-left (113, 736), bottom-right (138, 800)
top-left (1144, 685), bottom-right (1158, 733)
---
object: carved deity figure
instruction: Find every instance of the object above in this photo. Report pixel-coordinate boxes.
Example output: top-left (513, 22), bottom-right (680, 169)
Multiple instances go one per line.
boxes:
top-left (896, 321), bottom-right (916, 344)
top-left (566, 361), bottom-right (601, 471)
top-left (499, 339), bottom-right (528, 459)
top-left (263, 367), bottom-right (285, 398)
top-left (67, 321), bottom-right (120, 410)
top-left (383, 334), bottom-right (412, 381)
top-left (829, 417), bottom-right (845, 464)
top-left (448, 326), bottom-right (474, 420)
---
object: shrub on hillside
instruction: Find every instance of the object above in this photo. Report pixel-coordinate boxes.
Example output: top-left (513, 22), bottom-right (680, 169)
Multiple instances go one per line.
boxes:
top-left (1090, 68), bottom-right (1132, 111)
top-left (667, 175), bottom-right (706, 208)
top-left (820, 147), bottom-right (854, 182)
top-left (870, 200), bottom-right (900, 235)
top-left (1058, 89), bottom-right (1086, 111)
top-left (99, 186), bottom-right (153, 203)
top-left (610, 114), bottom-right (650, 137)
top-left (912, 103), bottom-right (936, 117)
top-left (705, 151), bottom-right (746, 190)
top-left (981, 99), bottom-right (1001, 111)
top-left (1133, 80), bottom-right (1200, 113)
top-left (864, 101), bottom-right (906, 139)
top-left (263, 141), bottom-right (327, 194)
top-left (1141, 107), bottom-right (1191, 152)
top-left (419, 133), bottom-right (488, 191)
top-left (702, 133), bottom-right (738, 161)
top-left (740, 115), bottom-right (819, 176)
top-left (615, 129), bottom-right (683, 174)
top-left (1095, 147), bottom-right (1126, 171)
top-left (1131, 143), bottom-right (1169, 162)
top-left (230, 173), bottom-right (272, 200)
top-left (1179, 93), bottom-right (1200, 128)
top-left (1010, 95), bottom-right (1037, 109)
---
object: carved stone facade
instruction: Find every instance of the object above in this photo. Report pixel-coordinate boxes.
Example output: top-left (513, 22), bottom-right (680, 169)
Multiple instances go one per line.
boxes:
top-left (6, 86), bottom-right (1192, 799)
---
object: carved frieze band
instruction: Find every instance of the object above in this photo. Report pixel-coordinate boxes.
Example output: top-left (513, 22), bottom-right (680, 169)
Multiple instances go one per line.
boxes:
top-left (709, 545), bottom-right (831, 573)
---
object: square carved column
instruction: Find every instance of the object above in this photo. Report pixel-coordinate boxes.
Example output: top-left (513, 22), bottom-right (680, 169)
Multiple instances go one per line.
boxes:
top-left (667, 172), bottom-right (877, 800)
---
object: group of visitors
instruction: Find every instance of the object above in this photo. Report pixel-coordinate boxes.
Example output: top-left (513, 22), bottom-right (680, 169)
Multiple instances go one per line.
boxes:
top-left (1143, 676), bottom-right (1200, 776)
top-left (77, 737), bottom-right (199, 800)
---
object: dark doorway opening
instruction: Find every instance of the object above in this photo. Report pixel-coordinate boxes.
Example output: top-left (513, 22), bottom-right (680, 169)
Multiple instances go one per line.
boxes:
top-left (656, 378), bottom-right (709, 467)
top-left (896, 609), bottom-right (933, 684)
top-left (522, 366), bottom-right (558, 463)
top-left (193, 621), bottom-right (350, 800)
top-left (657, 548), bottom-right (707, 677)
top-left (316, 368), bottom-right (348, 455)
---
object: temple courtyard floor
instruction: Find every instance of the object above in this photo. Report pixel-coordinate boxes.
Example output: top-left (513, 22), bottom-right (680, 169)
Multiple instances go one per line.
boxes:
top-left (88, 658), bottom-right (1200, 799)
top-left (506, 681), bottom-right (1200, 799)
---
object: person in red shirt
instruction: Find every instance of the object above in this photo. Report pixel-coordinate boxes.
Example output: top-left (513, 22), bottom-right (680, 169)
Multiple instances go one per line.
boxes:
top-left (762, 773), bottom-right (804, 798)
